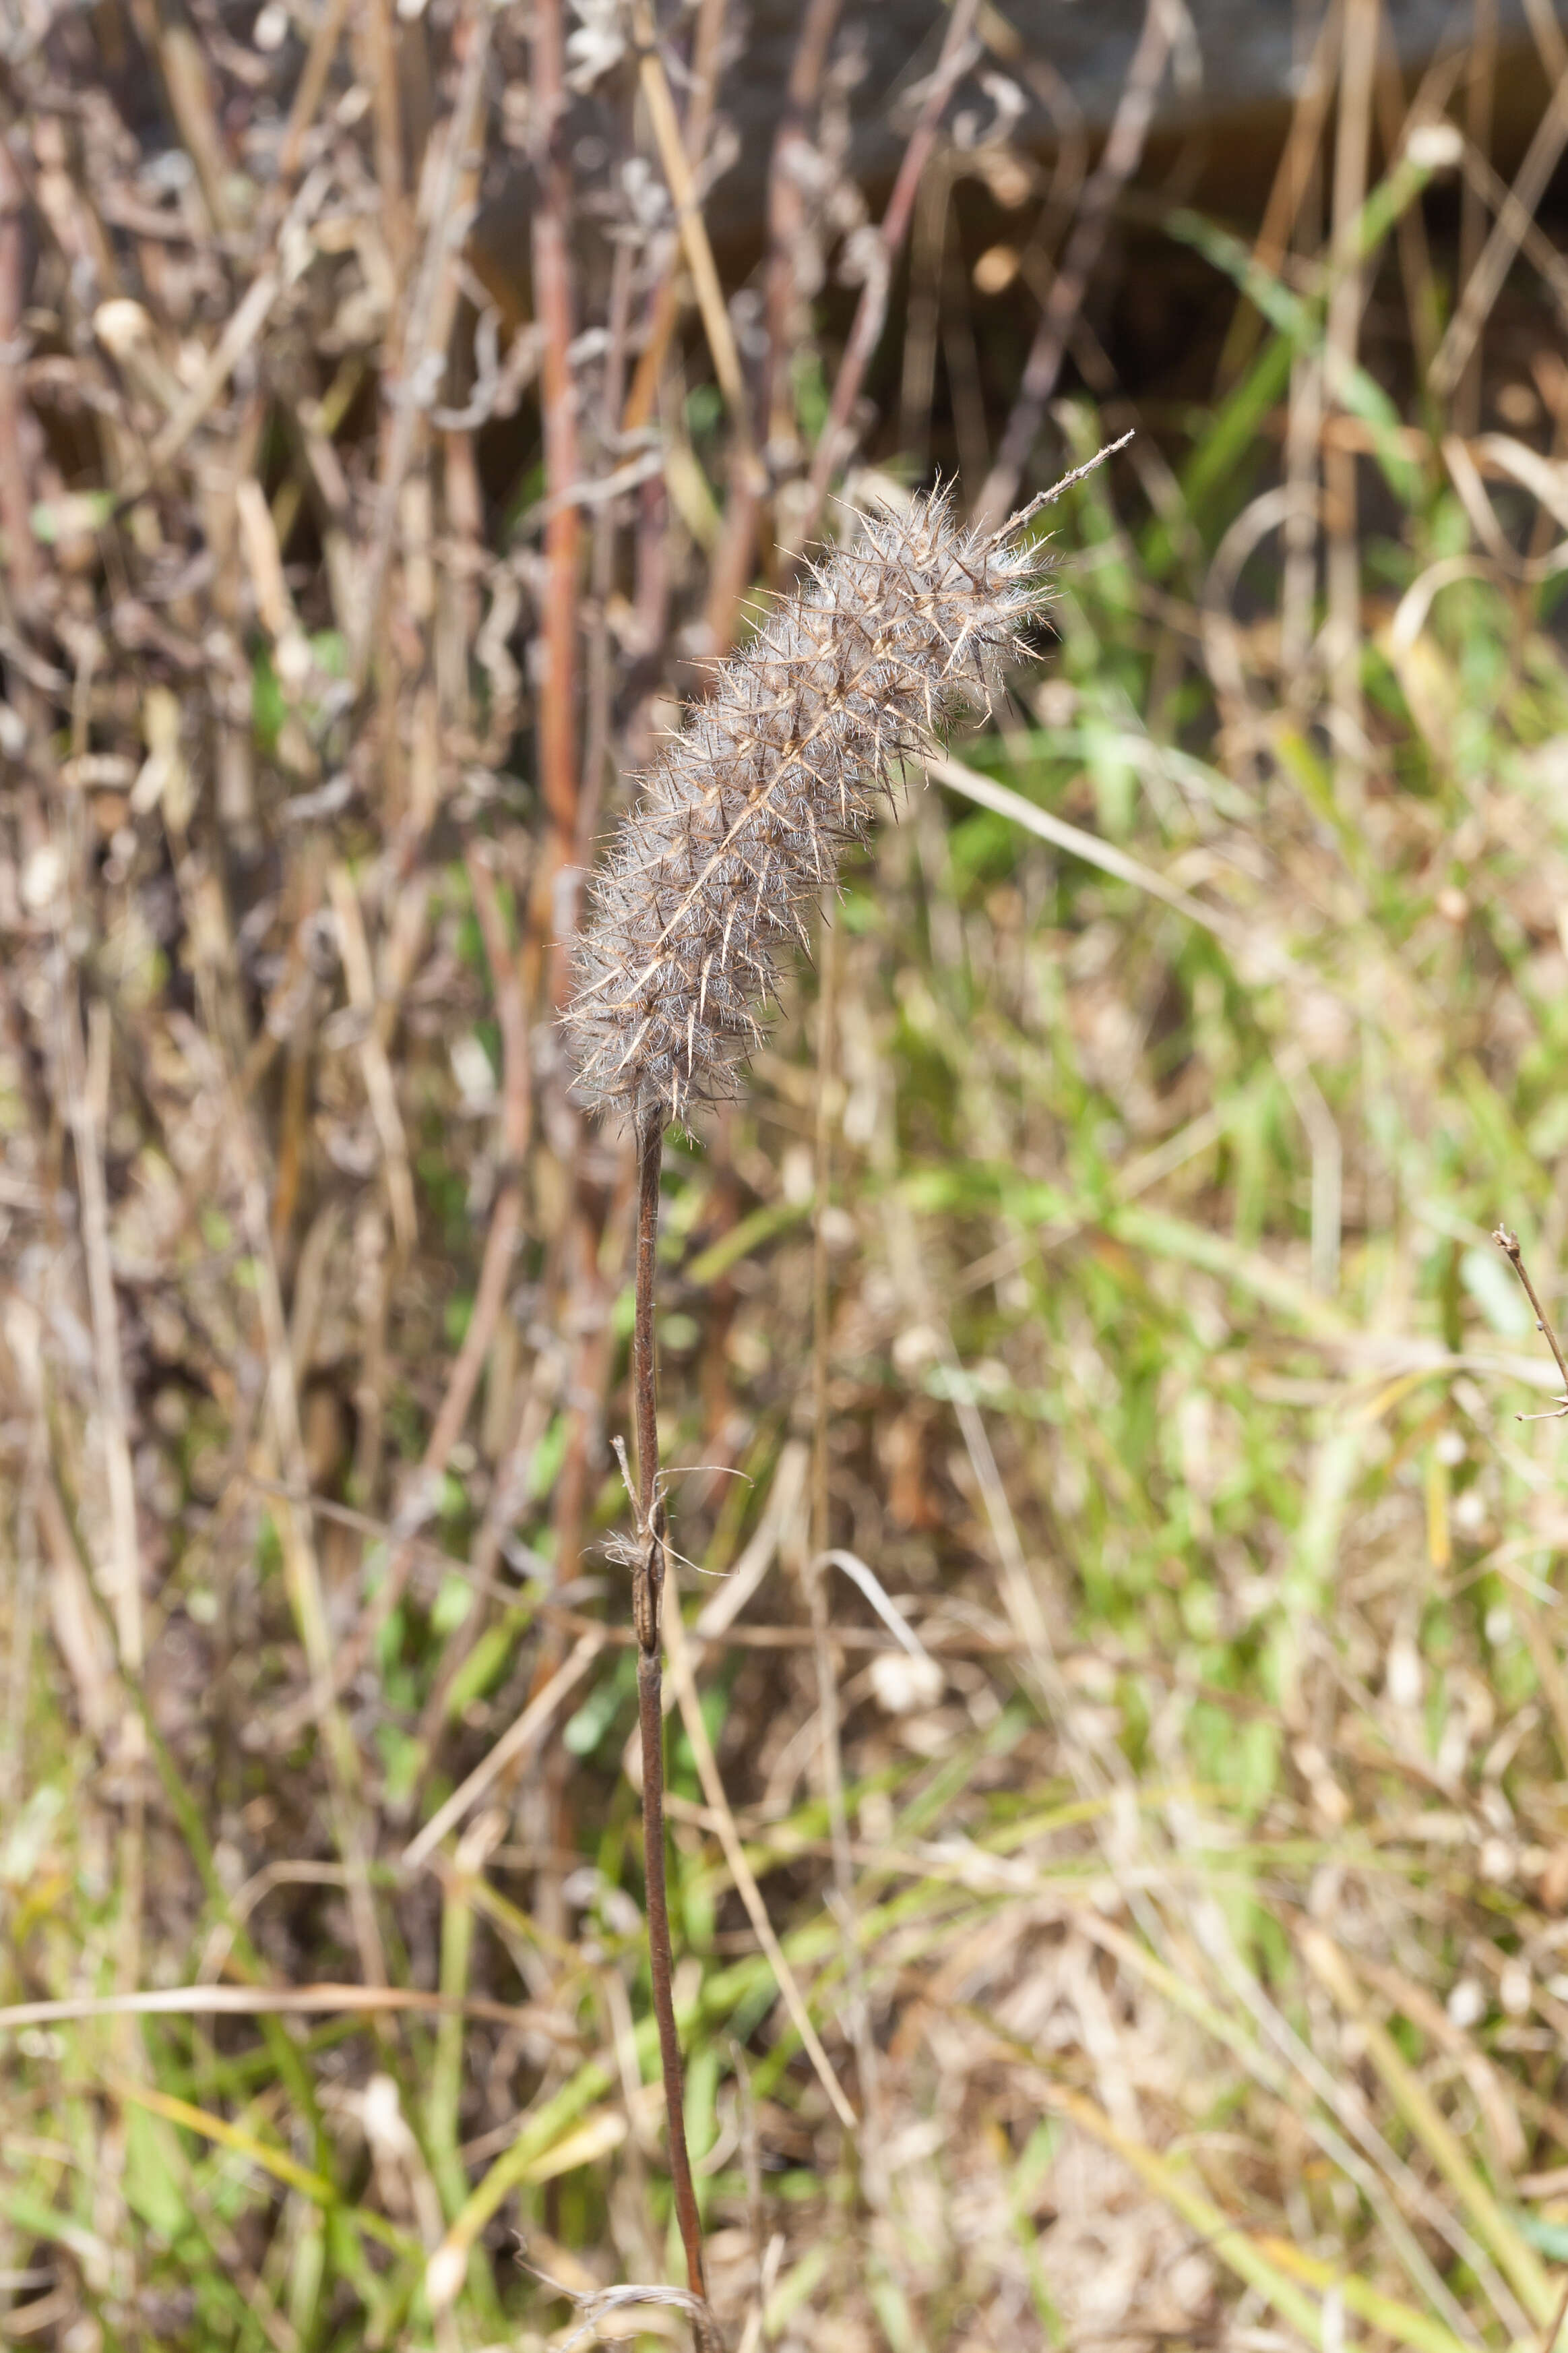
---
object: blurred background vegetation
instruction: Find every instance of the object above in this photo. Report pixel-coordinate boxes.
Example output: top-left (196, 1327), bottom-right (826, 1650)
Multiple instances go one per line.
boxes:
top-left (9, 1), bottom-right (1568, 2347)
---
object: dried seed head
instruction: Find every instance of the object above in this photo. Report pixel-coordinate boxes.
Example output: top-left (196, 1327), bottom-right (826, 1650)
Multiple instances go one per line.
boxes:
top-left (563, 487), bottom-right (1056, 1130)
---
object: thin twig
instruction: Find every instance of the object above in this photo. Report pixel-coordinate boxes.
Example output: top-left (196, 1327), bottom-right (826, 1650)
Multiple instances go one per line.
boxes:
top-left (1323, 0), bottom-right (1380, 809)
top-left (400, 1633), bottom-right (604, 1870)
top-left (1494, 1226), bottom-right (1568, 1419)
top-left (795, 0), bottom-right (981, 546)
top-left (621, 0), bottom-right (743, 444)
top-left (630, 1116), bottom-right (708, 2309)
top-left (631, 0), bottom-right (753, 464)
top-left (975, 0), bottom-right (1174, 529)
top-left (348, 0), bottom-right (494, 693)
top-left (530, 0), bottom-right (582, 882)
top-left (276, 0), bottom-right (351, 183)
top-left (698, 0), bottom-right (843, 664)
top-left (0, 135), bottom-right (36, 611)
top-left (1431, 66), bottom-right (1568, 399)
top-left (61, 996), bottom-right (145, 2016)
top-left (579, 234), bottom-right (637, 862)
top-left (983, 427), bottom-right (1133, 541)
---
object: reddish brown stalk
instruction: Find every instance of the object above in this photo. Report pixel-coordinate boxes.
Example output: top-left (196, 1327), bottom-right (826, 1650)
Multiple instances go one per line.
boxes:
top-left (531, 0), bottom-right (582, 893)
top-left (975, 0), bottom-right (1172, 529)
top-left (631, 1116), bottom-right (708, 2308)
top-left (795, 0), bottom-right (981, 545)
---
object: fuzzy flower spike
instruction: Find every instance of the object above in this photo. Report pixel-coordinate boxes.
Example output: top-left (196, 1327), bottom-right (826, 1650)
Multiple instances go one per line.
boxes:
top-left (564, 446), bottom-right (1127, 1129)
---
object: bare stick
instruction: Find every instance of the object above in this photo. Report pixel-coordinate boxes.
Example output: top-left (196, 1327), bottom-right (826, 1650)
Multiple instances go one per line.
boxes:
top-left (1495, 1225), bottom-right (1568, 1420)
top-left (631, 1117), bottom-right (708, 2307)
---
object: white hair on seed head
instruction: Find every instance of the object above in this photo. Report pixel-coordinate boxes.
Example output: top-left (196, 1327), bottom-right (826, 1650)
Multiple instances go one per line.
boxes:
top-left (562, 487), bottom-right (1057, 1132)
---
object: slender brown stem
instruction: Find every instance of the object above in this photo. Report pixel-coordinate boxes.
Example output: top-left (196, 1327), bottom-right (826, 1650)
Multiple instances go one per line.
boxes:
top-left (632, 1113), bottom-right (708, 2304)
top-left (1495, 1225), bottom-right (1568, 1419)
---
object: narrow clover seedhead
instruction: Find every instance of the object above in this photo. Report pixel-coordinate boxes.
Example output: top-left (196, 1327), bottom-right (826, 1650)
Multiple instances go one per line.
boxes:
top-left (563, 485), bottom-right (1059, 1130)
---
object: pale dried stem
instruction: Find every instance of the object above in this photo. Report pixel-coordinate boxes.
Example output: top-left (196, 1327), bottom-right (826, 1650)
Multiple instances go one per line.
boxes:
top-left (274, 849), bottom-right (532, 1736)
top-left (1455, 0), bottom-right (1496, 432)
top-left (1429, 36), bottom-right (1568, 396)
top-left (622, 0), bottom-right (739, 441)
top-left (350, 0), bottom-right (493, 694)
top-left (360, 0), bottom-right (411, 270)
top-left (579, 234), bottom-right (637, 861)
top-left (976, 0), bottom-right (1172, 529)
top-left (699, 0), bottom-right (843, 663)
top-left (61, 992), bottom-right (145, 2021)
top-left (531, 0), bottom-right (582, 881)
top-left (400, 1633), bottom-right (604, 1870)
top-left (796, 0), bottom-right (981, 545)
top-left (1325, 0), bottom-right (1381, 808)
top-left (0, 137), bottom-right (36, 612)
top-left (277, 0), bottom-right (351, 182)
top-left (329, 863), bottom-right (418, 1254)
top-left (662, 1566), bottom-right (857, 2133)
top-left (125, 0), bottom-right (234, 235)
top-left (1218, 0), bottom-right (1342, 384)
top-left (168, 828), bottom-right (388, 1992)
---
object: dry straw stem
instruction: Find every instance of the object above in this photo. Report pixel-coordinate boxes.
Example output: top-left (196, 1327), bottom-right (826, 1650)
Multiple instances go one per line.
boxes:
top-left (563, 445), bottom-right (1127, 1131)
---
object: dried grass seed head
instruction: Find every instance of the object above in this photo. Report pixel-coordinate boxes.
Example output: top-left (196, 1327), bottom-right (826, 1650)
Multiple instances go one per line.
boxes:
top-left (563, 487), bottom-right (1057, 1130)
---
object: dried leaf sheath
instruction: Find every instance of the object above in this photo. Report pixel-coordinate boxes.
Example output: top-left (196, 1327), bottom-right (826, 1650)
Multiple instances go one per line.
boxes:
top-left (563, 491), bottom-right (1055, 1126)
